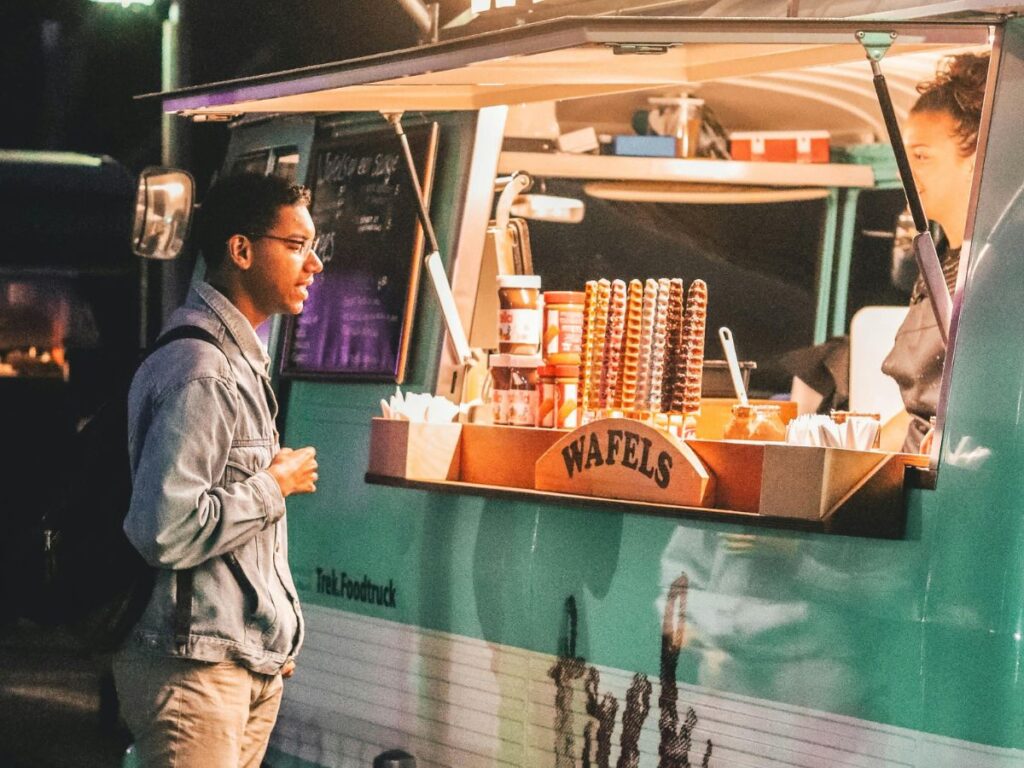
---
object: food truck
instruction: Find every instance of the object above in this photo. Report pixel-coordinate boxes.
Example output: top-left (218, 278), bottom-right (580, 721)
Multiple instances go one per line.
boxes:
top-left (141, 2), bottom-right (1024, 765)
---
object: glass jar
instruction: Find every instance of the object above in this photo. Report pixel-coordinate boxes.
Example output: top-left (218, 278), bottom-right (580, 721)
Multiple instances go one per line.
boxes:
top-left (749, 404), bottom-right (787, 442)
top-left (554, 364), bottom-right (580, 429)
top-left (489, 354), bottom-right (511, 425)
top-left (543, 290), bottom-right (585, 366)
top-left (508, 354), bottom-right (542, 426)
top-left (723, 404), bottom-right (753, 440)
top-left (497, 275), bottom-right (542, 354)
top-left (723, 404), bottom-right (786, 442)
top-left (537, 365), bottom-right (556, 428)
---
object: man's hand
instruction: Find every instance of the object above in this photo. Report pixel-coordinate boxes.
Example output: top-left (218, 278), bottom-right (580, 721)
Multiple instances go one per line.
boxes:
top-left (267, 446), bottom-right (318, 497)
top-left (281, 659), bottom-right (296, 678)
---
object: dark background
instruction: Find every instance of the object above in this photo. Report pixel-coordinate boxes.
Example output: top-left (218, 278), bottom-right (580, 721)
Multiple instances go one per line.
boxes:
top-left (0, 0), bottom-right (468, 177)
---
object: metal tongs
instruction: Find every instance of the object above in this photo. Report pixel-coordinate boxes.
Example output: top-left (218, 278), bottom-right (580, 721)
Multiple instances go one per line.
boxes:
top-left (858, 31), bottom-right (953, 344)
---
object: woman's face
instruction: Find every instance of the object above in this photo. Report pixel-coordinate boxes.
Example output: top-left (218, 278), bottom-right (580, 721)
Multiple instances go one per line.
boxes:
top-left (904, 110), bottom-right (976, 246)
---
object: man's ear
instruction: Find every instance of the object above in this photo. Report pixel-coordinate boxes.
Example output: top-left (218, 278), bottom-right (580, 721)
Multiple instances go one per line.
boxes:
top-left (226, 234), bottom-right (253, 271)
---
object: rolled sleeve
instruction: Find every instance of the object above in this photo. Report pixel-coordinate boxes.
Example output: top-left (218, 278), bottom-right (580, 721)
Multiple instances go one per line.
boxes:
top-left (252, 469), bottom-right (286, 525)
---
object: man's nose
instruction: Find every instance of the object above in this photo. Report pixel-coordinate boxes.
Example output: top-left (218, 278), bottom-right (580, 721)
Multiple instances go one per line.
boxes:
top-left (307, 250), bottom-right (324, 273)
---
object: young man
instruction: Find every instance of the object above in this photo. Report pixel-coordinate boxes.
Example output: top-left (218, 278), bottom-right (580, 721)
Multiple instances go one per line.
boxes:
top-left (114, 173), bottom-right (323, 767)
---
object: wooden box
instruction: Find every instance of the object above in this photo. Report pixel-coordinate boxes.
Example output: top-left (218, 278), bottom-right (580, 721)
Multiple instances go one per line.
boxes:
top-left (367, 418), bottom-right (463, 481)
top-left (687, 440), bottom-right (919, 520)
top-left (459, 423), bottom-right (565, 489)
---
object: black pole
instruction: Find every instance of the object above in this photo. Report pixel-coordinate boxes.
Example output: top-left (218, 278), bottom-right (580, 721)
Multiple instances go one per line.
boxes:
top-left (871, 62), bottom-right (928, 234)
top-left (385, 112), bottom-right (441, 256)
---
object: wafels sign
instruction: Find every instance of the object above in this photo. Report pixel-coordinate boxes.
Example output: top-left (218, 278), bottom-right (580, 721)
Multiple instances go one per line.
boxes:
top-left (535, 418), bottom-right (714, 506)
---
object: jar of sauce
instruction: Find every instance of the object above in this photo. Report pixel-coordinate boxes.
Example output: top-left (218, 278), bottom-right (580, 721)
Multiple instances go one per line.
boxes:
top-left (749, 404), bottom-right (787, 442)
top-left (489, 354), bottom-right (511, 425)
top-left (723, 404), bottom-right (786, 442)
top-left (508, 355), bottom-right (542, 426)
top-left (537, 366), bottom-right (556, 428)
top-left (554, 364), bottom-right (580, 428)
top-left (543, 291), bottom-right (585, 365)
top-left (498, 275), bottom-right (542, 354)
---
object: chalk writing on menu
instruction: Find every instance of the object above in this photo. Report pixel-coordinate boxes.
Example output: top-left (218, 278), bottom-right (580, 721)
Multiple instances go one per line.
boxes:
top-left (282, 122), bottom-right (438, 381)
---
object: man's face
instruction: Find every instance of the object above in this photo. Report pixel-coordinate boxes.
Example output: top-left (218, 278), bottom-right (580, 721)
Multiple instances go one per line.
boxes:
top-left (244, 204), bottom-right (322, 318)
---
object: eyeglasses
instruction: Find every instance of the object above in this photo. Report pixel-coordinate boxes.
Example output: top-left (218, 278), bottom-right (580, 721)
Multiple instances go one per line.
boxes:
top-left (248, 233), bottom-right (316, 258)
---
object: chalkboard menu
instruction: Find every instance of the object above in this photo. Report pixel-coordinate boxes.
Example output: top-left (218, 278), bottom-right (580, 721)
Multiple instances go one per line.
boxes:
top-left (280, 122), bottom-right (439, 381)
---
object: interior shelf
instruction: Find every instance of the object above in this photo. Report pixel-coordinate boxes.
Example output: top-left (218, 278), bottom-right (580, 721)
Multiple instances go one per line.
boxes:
top-left (498, 151), bottom-right (876, 189)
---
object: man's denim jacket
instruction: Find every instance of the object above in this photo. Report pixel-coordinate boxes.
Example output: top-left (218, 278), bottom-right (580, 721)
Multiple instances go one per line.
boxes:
top-left (124, 281), bottom-right (302, 675)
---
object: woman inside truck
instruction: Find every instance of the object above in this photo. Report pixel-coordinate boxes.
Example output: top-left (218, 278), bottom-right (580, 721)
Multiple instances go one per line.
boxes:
top-left (882, 51), bottom-right (989, 452)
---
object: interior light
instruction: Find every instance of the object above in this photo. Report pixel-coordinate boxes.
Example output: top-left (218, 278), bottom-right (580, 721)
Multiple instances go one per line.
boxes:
top-left (88, 0), bottom-right (155, 5)
top-left (494, 0), bottom-right (516, 7)
top-left (471, 0), bottom-right (491, 11)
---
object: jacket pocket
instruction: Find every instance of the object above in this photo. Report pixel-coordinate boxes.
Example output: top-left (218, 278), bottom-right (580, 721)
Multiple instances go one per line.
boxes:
top-left (222, 443), bottom-right (271, 485)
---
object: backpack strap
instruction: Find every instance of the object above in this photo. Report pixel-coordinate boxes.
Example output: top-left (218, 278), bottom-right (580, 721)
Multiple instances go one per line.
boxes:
top-left (148, 325), bottom-right (225, 651)
top-left (150, 324), bottom-right (223, 357)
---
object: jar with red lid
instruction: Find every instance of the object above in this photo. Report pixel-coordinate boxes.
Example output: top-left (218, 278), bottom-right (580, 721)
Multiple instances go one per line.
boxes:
top-left (497, 275), bottom-right (542, 354)
top-left (542, 290), bottom-right (585, 365)
top-left (554, 364), bottom-right (580, 429)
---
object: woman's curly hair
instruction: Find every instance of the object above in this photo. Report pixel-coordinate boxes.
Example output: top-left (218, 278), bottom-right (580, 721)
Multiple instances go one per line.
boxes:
top-left (911, 52), bottom-right (990, 156)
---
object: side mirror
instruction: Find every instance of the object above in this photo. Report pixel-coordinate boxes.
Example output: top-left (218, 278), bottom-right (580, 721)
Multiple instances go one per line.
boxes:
top-left (131, 167), bottom-right (195, 260)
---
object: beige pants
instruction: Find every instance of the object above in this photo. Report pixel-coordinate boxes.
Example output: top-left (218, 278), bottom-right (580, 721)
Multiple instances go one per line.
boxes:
top-left (112, 647), bottom-right (283, 768)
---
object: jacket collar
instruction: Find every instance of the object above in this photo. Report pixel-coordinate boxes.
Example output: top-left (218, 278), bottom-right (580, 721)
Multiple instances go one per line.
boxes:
top-left (188, 280), bottom-right (271, 376)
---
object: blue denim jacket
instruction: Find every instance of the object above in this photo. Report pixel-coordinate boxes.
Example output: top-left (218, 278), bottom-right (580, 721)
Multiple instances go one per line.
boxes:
top-left (124, 281), bottom-right (303, 674)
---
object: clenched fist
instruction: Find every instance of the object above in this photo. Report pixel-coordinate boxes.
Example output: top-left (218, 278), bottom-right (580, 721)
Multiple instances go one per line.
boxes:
top-left (267, 446), bottom-right (318, 497)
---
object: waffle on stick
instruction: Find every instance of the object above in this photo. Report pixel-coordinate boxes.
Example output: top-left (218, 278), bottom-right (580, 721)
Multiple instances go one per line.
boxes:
top-left (590, 279), bottom-right (611, 410)
top-left (635, 279), bottom-right (658, 411)
top-left (605, 279), bottom-right (627, 411)
top-left (578, 280), bottom-right (598, 419)
top-left (648, 278), bottom-right (671, 413)
top-left (621, 280), bottom-right (644, 411)
top-left (681, 279), bottom-right (708, 414)
top-left (660, 278), bottom-right (686, 414)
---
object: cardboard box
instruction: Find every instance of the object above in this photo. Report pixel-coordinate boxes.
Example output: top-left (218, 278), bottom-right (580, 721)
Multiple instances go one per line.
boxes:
top-left (729, 130), bottom-right (830, 163)
top-left (687, 440), bottom-right (888, 519)
top-left (367, 418), bottom-right (462, 481)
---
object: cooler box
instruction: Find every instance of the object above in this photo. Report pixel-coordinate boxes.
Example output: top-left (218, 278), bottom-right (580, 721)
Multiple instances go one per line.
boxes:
top-left (729, 130), bottom-right (830, 163)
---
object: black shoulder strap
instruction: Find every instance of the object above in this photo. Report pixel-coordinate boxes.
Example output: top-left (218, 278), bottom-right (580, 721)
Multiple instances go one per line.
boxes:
top-left (149, 325), bottom-right (222, 358)
top-left (146, 324), bottom-right (224, 651)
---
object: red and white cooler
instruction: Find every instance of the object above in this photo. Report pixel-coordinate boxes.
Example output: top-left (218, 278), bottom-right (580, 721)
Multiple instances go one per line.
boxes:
top-left (729, 130), bottom-right (831, 163)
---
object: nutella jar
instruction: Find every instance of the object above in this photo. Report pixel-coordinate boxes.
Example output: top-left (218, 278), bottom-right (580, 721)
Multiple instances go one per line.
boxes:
top-left (554, 364), bottom-right (580, 428)
top-left (537, 365), bottom-right (556, 428)
top-left (498, 275), bottom-right (542, 355)
top-left (508, 354), bottom-right (542, 426)
top-left (543, 291), bottom-right (585, 365)
top-left (489, 354), bottom-right (512, 425)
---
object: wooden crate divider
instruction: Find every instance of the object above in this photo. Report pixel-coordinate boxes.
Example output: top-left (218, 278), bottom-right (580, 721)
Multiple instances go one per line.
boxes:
top-left (535, 418), bottom-right (715, 507)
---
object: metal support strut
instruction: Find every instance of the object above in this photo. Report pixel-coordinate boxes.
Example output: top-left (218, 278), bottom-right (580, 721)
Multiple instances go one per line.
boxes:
top-left (856, 30), bottom-right (952, 344)
top-left (383, 111), bottom-right (473, 366)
